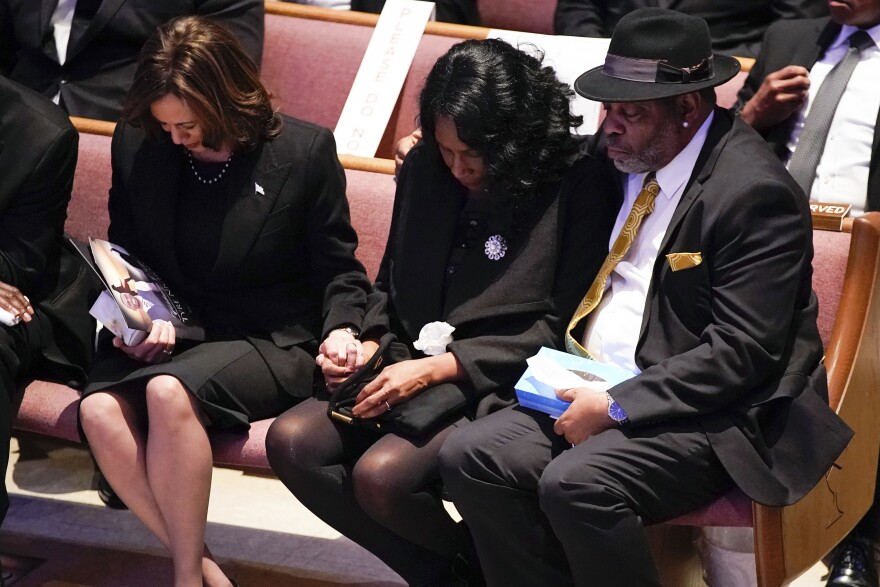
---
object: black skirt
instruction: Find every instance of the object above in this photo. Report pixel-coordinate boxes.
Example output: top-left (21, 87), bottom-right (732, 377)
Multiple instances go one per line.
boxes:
top-left (83, 335), bottom-right (317, 431)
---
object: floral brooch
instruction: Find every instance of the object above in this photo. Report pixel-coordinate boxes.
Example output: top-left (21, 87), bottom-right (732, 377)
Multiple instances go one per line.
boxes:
top-left (484, 234), bottom-right (507, 261)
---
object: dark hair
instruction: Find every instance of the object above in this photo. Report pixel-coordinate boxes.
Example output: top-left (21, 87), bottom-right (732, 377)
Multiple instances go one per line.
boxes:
top-left (419, 39), bottom-right (582, 201)
top-left (122, 16), bottom-right (281, 152)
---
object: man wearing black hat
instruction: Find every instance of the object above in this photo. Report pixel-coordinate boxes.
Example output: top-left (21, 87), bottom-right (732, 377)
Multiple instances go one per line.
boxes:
top-left (439, 8), bottom-right (852, 585)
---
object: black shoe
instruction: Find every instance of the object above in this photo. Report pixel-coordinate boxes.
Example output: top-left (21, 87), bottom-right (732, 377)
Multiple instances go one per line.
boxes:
top-left (826, 536), bottom-right (878, 587)
top-left (95, 470), bottom-right (128, 510)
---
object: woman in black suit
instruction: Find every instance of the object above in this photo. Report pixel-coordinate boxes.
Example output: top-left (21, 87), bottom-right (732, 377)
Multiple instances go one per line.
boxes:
top-left (78, 17), bottom-right (370, 587)
top-left (266, 39), bottom-right (618, 586)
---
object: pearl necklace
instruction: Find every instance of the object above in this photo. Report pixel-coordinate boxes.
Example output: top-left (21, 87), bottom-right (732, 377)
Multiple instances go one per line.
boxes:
top-left (188, 150), bottom-right (233, 184)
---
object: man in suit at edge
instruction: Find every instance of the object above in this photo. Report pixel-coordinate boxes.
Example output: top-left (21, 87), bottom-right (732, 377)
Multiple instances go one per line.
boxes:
top-left (0, 0), bottom-right (264, 122)
top-left (737, 0), bottom-right (880, 216)
top-left (438, 9), bottom-right (853, 586)
top-left (0, 75), bottom-right (98, 585)
top-left (738, 2), bottom-right (880, 584)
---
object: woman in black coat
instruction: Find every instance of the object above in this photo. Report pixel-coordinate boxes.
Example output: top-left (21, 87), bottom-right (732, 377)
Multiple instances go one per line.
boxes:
top-left (266, 39), bottom-right (618, 586)
top-left (78, 17), bottom-right (370, 587)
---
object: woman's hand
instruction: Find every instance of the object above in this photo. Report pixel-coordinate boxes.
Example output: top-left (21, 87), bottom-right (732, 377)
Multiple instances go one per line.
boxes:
top-left (352, 352), bottom-right (464, 419)
top-left (317, 329), bottom-right (368, 388)
top-left (394, 128), bottom-right (422, 176)
top-left (113, 319), bottom-right (176, 364)
top-left (0, 281), bottom-right (33, 323)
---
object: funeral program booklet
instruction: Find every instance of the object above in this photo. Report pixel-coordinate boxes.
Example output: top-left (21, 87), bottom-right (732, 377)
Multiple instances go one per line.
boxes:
top-left (71, 237), bottom-right (204, 345)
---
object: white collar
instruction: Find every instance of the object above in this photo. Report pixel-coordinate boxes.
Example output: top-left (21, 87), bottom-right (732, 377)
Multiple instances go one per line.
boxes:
top-left (831, 23), bottom-right (880, 52)
top-left (629, 110), bottom-right (714, 200)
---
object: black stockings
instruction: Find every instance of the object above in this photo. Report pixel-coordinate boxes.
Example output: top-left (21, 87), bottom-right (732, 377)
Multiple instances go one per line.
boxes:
top-left (266, 397), bottom-right (467, 586)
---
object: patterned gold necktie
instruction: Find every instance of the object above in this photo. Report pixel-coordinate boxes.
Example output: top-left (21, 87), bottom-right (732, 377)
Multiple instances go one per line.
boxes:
top-left (565, 172), bottom-right (661, 357)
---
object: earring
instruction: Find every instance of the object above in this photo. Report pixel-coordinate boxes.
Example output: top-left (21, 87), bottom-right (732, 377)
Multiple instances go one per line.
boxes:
top-left (682, 121), bottom-right (690, 128)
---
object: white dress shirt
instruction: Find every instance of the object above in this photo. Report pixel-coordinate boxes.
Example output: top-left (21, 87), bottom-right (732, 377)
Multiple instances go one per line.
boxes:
top-left (50, 0), bottom-right (78, 104)
top-left (785, 23), bottom-right (880, 214)
top-left (582, 112), bottom-right (714, 374)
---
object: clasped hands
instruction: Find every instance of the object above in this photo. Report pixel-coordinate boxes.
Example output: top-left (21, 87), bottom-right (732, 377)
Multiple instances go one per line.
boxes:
top-left (553, 380), bottom-right (617, 445)
top-left (114, 319), bottom-right (176, 363)
top-left (317, 329), bottom-right (436, 419)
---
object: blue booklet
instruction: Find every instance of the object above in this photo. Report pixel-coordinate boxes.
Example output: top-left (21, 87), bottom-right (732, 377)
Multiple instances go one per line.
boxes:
top-left (515, 347), bottom-right (635, 418)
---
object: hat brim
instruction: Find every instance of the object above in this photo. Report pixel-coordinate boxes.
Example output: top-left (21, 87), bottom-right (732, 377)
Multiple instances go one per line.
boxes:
top-left (574, 54), bottom-right (741, 102)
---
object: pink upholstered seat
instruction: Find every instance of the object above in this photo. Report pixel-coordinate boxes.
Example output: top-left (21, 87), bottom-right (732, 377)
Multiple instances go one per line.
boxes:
top-left (478, 0), bottom-right (555, 34)
top-left (67, 131), bottom-right (112, 241)
top-left (263, 13), bottom-right (372, 132)
top-left (262, 11), bottom-right (465, 159)
top-left (716, 70), bottom-right (748, 110)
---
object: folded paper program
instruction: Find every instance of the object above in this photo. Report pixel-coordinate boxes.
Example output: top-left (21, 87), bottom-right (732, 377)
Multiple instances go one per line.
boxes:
top-left (515, 347), bottom-right (635, 418)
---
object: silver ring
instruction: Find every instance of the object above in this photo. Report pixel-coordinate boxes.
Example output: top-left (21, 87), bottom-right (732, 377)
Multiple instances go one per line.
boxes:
top-left (163, 349), bottom-right (173, 356)
top-left (383, 401), bottom-right (392, 412)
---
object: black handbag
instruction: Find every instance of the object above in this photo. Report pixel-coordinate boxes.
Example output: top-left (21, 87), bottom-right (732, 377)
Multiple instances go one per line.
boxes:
top-left (327, 333), bottom-right (469, 437)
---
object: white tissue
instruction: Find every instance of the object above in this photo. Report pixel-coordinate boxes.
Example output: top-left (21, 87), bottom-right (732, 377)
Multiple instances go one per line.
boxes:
top-left (413, 321), bottom-right (455, 356)
top-left (0, 308), bottom-right (21, 327)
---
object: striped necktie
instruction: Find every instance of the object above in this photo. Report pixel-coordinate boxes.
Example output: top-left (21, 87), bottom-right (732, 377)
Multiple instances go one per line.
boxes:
top-left (565, 172), bottom-right (661, 357)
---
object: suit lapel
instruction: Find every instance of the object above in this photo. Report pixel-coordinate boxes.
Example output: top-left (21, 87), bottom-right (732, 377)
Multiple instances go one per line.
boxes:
top-left (792, 19), bottom-right (839, 69)
top-left (40, 0), bottom-right (60, 63)
top-left (208, 142), bottom-right (288, 280)
top-left (66, 0), bottom-right (126, 62)
top-left (871, 105), bottom-right (880, 211)
top-left (634, 110), bottom-right (733, 351)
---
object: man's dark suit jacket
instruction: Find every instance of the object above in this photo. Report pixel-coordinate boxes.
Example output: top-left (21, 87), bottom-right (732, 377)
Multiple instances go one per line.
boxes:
top-left (554, 0), bottom-right (827, 58)
top-left (597, 109), bottom-right (851, 506)
top-left (737, 17), bottom-right (880, 211)
top-left (360, 138), bottom-right (618, 419)
top-left (0, 76), bottom-right (98, 529)
top-left (0, 0), bottom-right (264, 122)
top-left (0, 75), bottom-right (97, 386)
top-left (106, 115), bottom-right (370, 400)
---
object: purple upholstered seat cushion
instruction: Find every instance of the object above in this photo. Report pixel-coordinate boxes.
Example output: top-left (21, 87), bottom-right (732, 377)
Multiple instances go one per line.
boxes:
top-left (15, 381), bottom-right (82, 444)
top-left (67, 132), bottom-right (112, 241)
top-left (345, 168), bottom-right (396, 279)
top-left (665, 489), bottom-right (754, 527)
top-left (479, 0), bottom-right (555, 34)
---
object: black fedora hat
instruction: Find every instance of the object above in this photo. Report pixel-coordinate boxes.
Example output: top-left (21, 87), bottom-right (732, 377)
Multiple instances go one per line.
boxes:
top-left (574, 8), bottom-right (740, 102)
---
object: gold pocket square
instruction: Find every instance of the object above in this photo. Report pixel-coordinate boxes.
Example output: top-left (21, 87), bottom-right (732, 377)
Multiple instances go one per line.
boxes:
top-left (666, 252), bottom-right (703, 272)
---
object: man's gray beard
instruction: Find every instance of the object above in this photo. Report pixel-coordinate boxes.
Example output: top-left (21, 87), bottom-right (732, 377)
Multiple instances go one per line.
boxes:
top-left (610, 117), bottom-right (679, 174)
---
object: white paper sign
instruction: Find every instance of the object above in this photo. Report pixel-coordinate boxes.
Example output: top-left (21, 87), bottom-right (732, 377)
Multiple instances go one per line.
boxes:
top-left (488, 30), bottom-right (611, 135)
top-left (334, 0), bottom-right (435, 156)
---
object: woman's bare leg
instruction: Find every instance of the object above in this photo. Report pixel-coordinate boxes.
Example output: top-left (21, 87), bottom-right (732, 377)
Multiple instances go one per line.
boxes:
top-left (144, 375), bottom-right (230, 587)
top-left (80, 391), bottom-right (173, 548)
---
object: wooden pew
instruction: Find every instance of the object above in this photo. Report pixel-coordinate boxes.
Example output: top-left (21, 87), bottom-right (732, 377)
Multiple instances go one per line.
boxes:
top-left (656, 213), bottom-right (880, 586)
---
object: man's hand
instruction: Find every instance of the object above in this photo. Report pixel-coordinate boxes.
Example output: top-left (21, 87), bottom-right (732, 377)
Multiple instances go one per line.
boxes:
top-left (553, 387), bottom-right (616, 445)
top-left (113, 319), bottom-right (175, 363)
top-left (0, 281), bottom-right (33, 323)
top-left (317, 329), bottom-right (368, 389)
top-left (740, 66), bottom-right (810, 132)
top-left (394, 128), bottom-right (422, 176)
